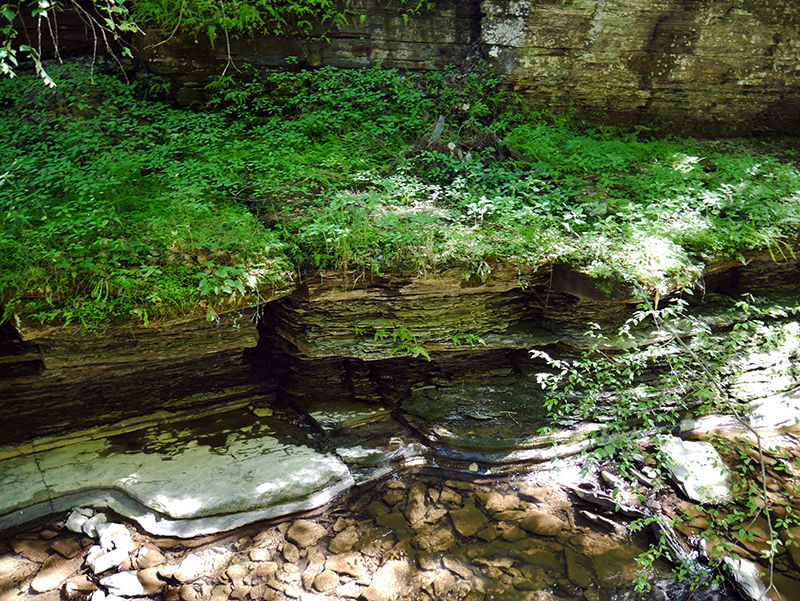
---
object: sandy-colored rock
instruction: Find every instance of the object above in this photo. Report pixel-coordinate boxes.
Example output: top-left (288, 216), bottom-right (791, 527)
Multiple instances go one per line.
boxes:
top-left (450, 504), bottom-right (489, 538)
top-left (256, 561), bottom-right (279, 579)
top-left (31, 554), bottom-right (83, 593)
top-left (63, 574), bottom-right (97, 597)
top-left (138, 567), bottom-right (166, 594)
top-left (136, 544), bottom-right (166, 569)
top-left (328, 525), bottom-right (360, 554)
top-left (314, 569), bottom-right (340, 592)
top-left (413, 525), bottom-right (455, 552)
top-left (282, 542), bottom-right (300, 563)
top-left (375, 511), bottom-right (409, 531)
top-left (479, 491), bottom-right (520, 514)
top-left (10, 539), bottom-right (51, 563)
top-left (286, 519), bottom-right (327, 548)
top-left (519, 512), bottom-right (565, 537)
top-left (249, 546), bottom-right (271, 561)
top-left (325, 552), bottom-right (368, 578)
top-left (49, 538), bottom-right (82, 559)
top-left (361, 549), bottom-right (412, 601)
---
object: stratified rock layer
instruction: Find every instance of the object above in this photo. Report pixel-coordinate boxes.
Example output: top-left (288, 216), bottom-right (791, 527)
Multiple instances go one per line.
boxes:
top-left (482, 0), bottom-right (800, 135)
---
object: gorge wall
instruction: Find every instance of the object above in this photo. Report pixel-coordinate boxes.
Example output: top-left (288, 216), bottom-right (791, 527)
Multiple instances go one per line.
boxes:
top-left (127, 0), bottom-right (800, 134)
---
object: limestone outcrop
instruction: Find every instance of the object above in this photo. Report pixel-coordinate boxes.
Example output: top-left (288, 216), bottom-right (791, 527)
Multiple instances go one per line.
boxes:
top-left (125, 0), bottom-right (800, 133)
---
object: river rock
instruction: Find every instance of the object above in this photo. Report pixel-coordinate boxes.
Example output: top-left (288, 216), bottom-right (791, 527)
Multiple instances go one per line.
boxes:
top-left (449, 504), bottom-right (489, 537)
top-left (361, 542), bottom-right (412, 601)
top-left (286, 519), bottom-right (327, 548)
top-left (328, 525), bottom-right (360, 554)
top-left (326, 552), bottom-right (368, 578)
top-left (313, 569), bottom-right (339, 592)
top-left (405, 482), bottom-right (429, 527)
top-left (519, 512), bottom-right (565, 537)
top-left (413, 525), bottom-right (455, 552)
top-left (658, 436), bottom-right (731, 503)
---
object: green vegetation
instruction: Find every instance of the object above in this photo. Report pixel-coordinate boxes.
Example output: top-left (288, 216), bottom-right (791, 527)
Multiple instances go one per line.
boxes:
top-left (2, 59), bottom-right (800, 330)
top-left (130, 0), bottom-right (436, 40)
top-left (532, 295), bottom-right (800, 595)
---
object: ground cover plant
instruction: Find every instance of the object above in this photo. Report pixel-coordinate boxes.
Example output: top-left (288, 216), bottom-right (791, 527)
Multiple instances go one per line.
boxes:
top-left (1, 59), bottom-right (800, 330)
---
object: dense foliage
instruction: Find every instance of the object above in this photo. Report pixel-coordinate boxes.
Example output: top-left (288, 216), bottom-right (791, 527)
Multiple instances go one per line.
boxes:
top-left (2, 60), bottom-right (800, 329)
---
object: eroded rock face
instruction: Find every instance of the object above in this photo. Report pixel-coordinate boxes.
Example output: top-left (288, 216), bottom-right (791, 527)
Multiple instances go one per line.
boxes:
top-left (483, 0), bottom-right (800, 135)
top-left (125, 0), bottom-right (800, 133)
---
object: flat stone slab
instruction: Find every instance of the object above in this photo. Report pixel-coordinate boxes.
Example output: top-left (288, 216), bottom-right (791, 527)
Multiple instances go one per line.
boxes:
top-left (0, 408), bottom-right (354, 537)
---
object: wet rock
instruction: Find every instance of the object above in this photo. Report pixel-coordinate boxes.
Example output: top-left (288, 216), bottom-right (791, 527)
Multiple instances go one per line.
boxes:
top-left (476, 524), bottom-right (499, 542)
top-left (442, 555), bottom-right (473, 579)
top-left (231, 584), bottom-right (252, 599)
top-left (382, 491), bottom-right (404, 506)
top-left (50, 538), bottom-right (82, 559)
top-left (479, 491), bottom-right (520, 514)
top-left (249, 546), bottom-right (271, 561)
top-left (286, 519), bottom-right (327, 548)
top-left (282, 542), bottom-right (300, 563)
top-left (313, 569), bottom-right (339, 592)
top-left (39, 529), bottom-right (59, 540)
top-left (781, 527), bottom-right (800, 570)
top-left (519, 511), bottom-right (565, 537)
top-left (413, 524), bottom-right (455, 552)
top-left (450, 504), bottom-right (489, 537)
top-left (500, 525), bottom-right (528, 542)
top-left (361, 542), bottom-right (413, 601)
top-left (255, 560), bottom-right (279, 579)
top-left (31, 554), bottom-right (84, 592)
top-left (302, 552), bottom-right (327, 589)
top-left (375, 511), bottom-right (410, 531)
top-left (564, 548), bottom-right (593, 588)
top-left (326, 552), bottom-right (369, 578)
top-left (509, 546), bottom-right (561, 572)
top-left (367, 501), bottom-right (390, 518)
top-left (439, 487), bottom-right (462, 506)
top-left (516, 482), bottom-right (548, 503)
top-left (180, 583), bottom-right (201, 601)
top-left (226, 564), bottom-right (248, 588)
top-left (329, 525), bottom-right (361, 554)
top-left (405, 482), bottom-right (429, 527)
top-left (724, 557), bottom-right (768, 601)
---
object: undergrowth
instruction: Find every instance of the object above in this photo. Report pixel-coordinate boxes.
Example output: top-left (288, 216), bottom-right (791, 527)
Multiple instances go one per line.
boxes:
top-left (1, 59), bottom-right (800, 330)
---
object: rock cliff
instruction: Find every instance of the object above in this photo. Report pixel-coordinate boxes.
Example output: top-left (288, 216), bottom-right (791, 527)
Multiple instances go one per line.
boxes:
top-left (124, 0), bottom-right (800, 133)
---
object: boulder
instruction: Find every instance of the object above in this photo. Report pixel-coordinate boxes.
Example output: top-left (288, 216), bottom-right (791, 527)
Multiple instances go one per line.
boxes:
top-left (519, 512), bottom-right (565, 537)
